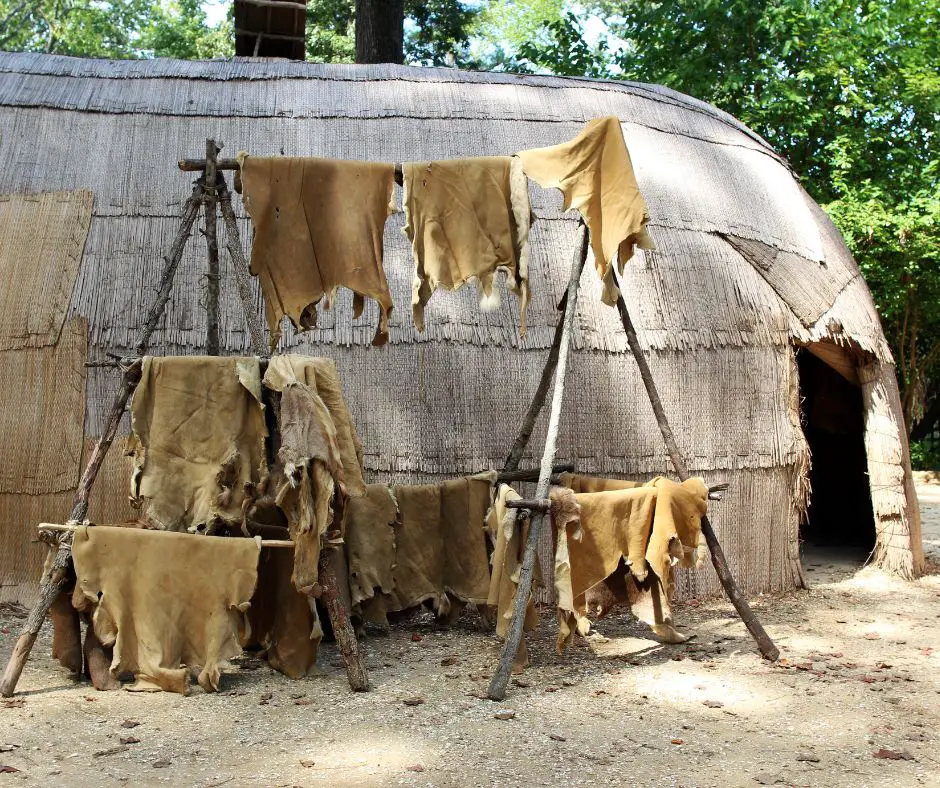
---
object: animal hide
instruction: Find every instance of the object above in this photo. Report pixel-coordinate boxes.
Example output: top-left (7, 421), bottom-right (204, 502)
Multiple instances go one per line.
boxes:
top-left (50, 589), bottom-right (82, 674)
top-left (557, 473), bottom-right (641, 493)
top-left (247, 541), bottom-right (322, 678)
top-left (345, 483), bottom-right (399, 609)
top-left (71, 525), bottom-right (260, 694)
top-left (263, 356), bottom-right (366, 595)
top-left (128, 356), bottom-right (267, 533)
top-left (517, 116), bottom-right (654, 305)
top-left (551, 477), bottom-right (708, 652)
top-left (403, 157), bottom-right (532, 334)
top-left (240, 155), bottom-right (396, 347)
top-left (355, 473), bottom-right (496, 623)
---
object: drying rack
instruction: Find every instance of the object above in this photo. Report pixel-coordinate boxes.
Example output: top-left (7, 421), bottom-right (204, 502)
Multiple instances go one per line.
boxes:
top-left (1, 139), bottom-right (778, 702)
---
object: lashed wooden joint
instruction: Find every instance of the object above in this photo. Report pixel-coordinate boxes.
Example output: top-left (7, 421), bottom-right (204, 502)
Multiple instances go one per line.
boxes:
top-left (504, 499), bottom-right (551, 512)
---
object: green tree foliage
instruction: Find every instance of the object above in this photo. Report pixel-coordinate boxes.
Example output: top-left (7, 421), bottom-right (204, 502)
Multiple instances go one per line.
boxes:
top-left (141, 0), bottom-right (233, 59)
top-left (517, 11), bottom-right (609, 77)
top-left (0, 0), bottom-right (232, 58)
top-left (514, 0), bottom-right (940, 440)
top-left (305, 0), bottom-right (356, 62)
top-left (406, 0), bottom-right (477, 66)
top-left (303, 0), bottom-right (477, 65)
top-left (0, 0), bottom-right (149, 56)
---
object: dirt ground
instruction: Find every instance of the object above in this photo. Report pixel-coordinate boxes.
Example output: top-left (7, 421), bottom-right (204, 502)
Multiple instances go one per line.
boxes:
top-left (2, 483), bottom-right (938, 788)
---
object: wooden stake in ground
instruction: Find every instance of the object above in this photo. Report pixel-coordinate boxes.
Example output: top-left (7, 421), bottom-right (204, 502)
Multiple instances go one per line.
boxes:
top-left (488, 223), bottom-right (589, 702)
top-left (0, 179), bottom-right (206, 698)
top-left (204, 138), bottom-right (222, 356)
top-left (611, 269), bottom-right (780, 662)
top-left (317, 549), bottom-right (369, 691)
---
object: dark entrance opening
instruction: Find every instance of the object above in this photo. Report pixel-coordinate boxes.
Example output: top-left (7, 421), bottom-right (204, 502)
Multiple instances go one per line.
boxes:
top-left (797, 348), bottom-right (876, 574)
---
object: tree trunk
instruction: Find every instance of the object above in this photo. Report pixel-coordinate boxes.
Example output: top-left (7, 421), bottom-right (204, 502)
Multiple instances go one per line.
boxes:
top-left (355, 0), bottom-right (404, 64)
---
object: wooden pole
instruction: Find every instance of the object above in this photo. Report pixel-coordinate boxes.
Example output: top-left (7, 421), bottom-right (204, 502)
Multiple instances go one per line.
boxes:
top-left (216, 173), bottom-right (269, 356)
top-left (1, 179), bottom-right (205, 698)
top-left (179, 158), bottom-right (241, 171)
top-left (611, 269), bottom-right (780, 662)
top-left (488, 222), bottom-right (589, 702)
top-left (317, 549), bottom-right (369, 691)
top-left (496, 463), bottom-right (574, 484)
top-left (36, 524), bottom-right (294, 548)
top-left (503, 293), bottom-right (570, 473)
top-left (204, 139), bottom-right (222, 356)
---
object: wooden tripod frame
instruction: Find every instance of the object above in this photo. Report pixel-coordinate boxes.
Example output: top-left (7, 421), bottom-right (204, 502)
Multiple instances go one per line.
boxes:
top-left (1, 139), bottom-right (367, 697)
top-left (487, 224), bottom-right (779, 701)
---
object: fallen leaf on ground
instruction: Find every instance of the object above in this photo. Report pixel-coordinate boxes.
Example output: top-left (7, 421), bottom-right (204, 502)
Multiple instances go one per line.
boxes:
top-left (493, 710), bottom-right (515, 720)
top-left (703, 700), bottom-right (724, 708)
top-left (294, 699), bottom-right (313, 706)
top-left (752, 773), bottom-right (784, 785)
top-left (93, 745), bottom-right (129, 758)
top-left (299, 759), bottom-right (315, 768)
top-left (864, 632), bottom-right (881, 640)
top-left (410, 633), bottom-right (422, 642)
top-left (549, 734), bottom-right (566, 742)
top-left (406, 764), bottom-right (425, 772)
top-left (259, 692), bottom-right (273, 705)
top-left (120, 720), bottom-right (140, 729)
top-left (511, 678), bottom-right (530, 688)
top-left (873, 748), bottom-right (914, 761)
top-left (402, 696), bottom-right (425, 706)
top-left (671, 738), bottom-right (683, 745)
top-left (796, 752), bottom-right (820, 762)
top-left (84, 696), bottom-right (97, 702)
top-left (119, 737), bottom-right (140, 745)
top-left (1, 699), bottom-right (25, 709)
top-left (0, 765), bottom-right (20, 774)
top-left (152, 759), bottom-right (172, 768)
top-left (440, 656), bottom-right (458, 666)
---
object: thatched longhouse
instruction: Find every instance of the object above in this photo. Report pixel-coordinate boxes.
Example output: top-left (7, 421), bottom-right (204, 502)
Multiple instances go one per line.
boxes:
top-left (0, 52), bottom-right (923, 605)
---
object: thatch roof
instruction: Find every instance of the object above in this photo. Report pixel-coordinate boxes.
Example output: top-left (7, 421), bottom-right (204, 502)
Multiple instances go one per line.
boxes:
top-left (0, 53), bottom-right (920, 602)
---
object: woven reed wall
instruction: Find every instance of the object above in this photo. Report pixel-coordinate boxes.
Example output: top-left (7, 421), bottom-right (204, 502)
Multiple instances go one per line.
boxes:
top-left (85, 344), bottom-right (802, 477)
top-left (0, 319), bottom-right (87, 604)
top-left (860, 362), bottom-right (925, 579)
top-left (0, 53), bottom-right (918, 601)
top-left (0, 191), bottom-right (92, 350)
top-left (83, 437), bottom-right (137, 527)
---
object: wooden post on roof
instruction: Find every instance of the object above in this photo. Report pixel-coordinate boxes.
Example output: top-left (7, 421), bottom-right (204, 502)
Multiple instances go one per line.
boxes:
top-left (488, 222), bottom-right (589, 702)
top-left (1, 178), bottom-right (206, 697)
top-left (204, 138), bottom-right (222, 356)
top-left (610, 268), bottom-right (780, 662)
